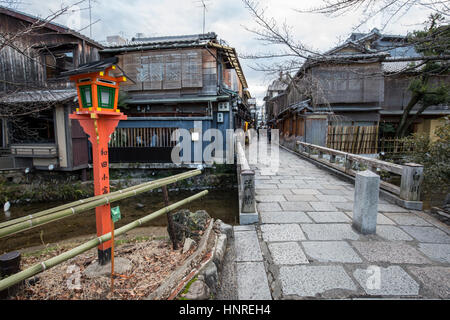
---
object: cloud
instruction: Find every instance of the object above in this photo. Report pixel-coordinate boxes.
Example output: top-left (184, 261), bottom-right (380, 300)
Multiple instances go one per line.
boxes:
top-left (16, 0), bottom-right (435, 105)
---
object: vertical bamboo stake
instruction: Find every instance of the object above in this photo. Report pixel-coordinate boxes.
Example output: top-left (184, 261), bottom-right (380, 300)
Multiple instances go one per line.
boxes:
top-left (111, 219), bottom-right (115, 293)
top-left (163, 186), bottom-right (178, 250)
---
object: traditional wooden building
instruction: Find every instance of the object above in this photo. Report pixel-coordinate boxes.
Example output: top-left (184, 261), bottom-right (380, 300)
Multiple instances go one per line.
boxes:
top-left (100, 33), bottom-right (252, 164)
top-left (267, 28), bottom-right (449, 153)
top-left (0, 6), bottom-right (103, 171)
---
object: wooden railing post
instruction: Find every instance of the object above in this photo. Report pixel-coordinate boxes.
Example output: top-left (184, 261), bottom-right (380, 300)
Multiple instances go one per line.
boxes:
top-left (400, 163), bottom-right (424, 201)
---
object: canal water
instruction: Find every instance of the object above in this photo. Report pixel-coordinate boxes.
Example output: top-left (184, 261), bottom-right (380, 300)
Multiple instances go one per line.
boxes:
top-left (0, 188), bottom-right (238, 253)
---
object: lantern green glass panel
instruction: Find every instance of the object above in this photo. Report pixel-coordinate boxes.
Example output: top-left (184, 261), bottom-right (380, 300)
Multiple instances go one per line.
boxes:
top-left (79, 85), bottom-right (92, 108)
top-left (97, 85), bottom-right (116, 109)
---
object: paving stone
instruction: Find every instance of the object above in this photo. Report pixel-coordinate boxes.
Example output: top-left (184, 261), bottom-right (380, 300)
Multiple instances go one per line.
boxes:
top-left (261, 224), bottom-right (306, 242)
top-left (400, 226), bottom-right (450, 243)
top-left (256, 189), bottom-right (293, 196)
top-left (260, 211), bottom-right (312, 224)
top-left (384, 213), bottom-right (432, 226)
top-left (309, 202), bottom-right (338, 211)
top-left (256, 195), bottom-right (286, 202)
top-left (236, 262), bottom-right (272, 300)
top-left (279, 201), bottom-right (313, 211)
top-left (279, 265), bottom-right (357, 297)
top-left (332, 202), bottom-right (354, 211)
top-left (284, 194), bottom-right (318, 202)
top-left (352, 241), bottom-right (430, 264)
top-left (317, 189), bottom-right (347, 195)
top-left (291, 189), bottom-right (320, 195)
top-left (324, 185), bottom-right (348, 190)
top-left (408, 266), bottom-right (450, 298)
top-left (345, 211), bottom-right (396, 225)
top-left (306, 211), bottom-right (351, 223)
top-left (375, 225), bottom-right (414, 241)
top-left (256, 184), bottom-right (279, 189)
top-left (234, 231), bottom-right (263, 262)
top-left (277, 183), bottom-right (298, 189)
top-left (417, 243), bottom-right (450, 263)
top-left (257, 202), bottom-right (282, 212)
top-left (353, 266), bottom-right (419, 296)
top-left (315, 195), bottom-right (347, 203)
top-left (255, 180), bottom-right (278, 185)
top-left (233, 225), bottom-right (255, 232)
top-left (301, 224), bottom-right (360, 240)
top-left (268, 242), bottom-right (309, 265)
top-left (378, 203), bottom-right (408, 213)
top-left (302, 241), bottom-right (362, 263)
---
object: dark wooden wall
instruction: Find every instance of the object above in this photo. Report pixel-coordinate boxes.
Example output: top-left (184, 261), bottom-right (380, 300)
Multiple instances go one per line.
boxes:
top-left (0, 12), bottom-right (101, 92)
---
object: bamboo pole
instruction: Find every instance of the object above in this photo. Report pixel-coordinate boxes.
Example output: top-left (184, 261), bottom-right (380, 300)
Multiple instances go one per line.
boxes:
top-left (0, 170), bottom-right (201, 230)
top-left (0, 190), bottom-right (209, 292)
top-left (0, 170), bottom-right (202, 239)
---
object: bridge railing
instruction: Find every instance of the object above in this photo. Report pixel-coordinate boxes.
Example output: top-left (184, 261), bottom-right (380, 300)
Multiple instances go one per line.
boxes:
top-left (235, 138), bottom-right (258, 224)
top-left (295, 141), bottom-right (423, 209)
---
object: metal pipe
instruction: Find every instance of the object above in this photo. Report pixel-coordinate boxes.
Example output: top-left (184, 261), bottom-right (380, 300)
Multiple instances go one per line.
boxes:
top-left (0, 170), bottom-right (201, 238)
top-left (0, 170), bottom-right (201, 230)
top-left (0, 190), bottom-right (208, 292)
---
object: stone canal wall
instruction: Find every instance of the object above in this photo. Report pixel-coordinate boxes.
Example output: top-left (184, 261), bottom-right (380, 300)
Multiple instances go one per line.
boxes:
top-left (0, 165), bottom-right (237, 203)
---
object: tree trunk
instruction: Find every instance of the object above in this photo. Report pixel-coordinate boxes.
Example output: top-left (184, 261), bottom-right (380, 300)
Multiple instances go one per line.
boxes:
top-left (396, 92), bottom-right (422, 137)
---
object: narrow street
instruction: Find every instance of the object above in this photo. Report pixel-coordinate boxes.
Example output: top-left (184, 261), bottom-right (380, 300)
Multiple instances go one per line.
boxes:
top-left (231, 144), bottom-right (450, 299)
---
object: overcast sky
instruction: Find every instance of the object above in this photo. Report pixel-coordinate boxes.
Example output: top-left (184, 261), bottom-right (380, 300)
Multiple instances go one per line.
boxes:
top-left (14, 0), bottom-right (435, 105)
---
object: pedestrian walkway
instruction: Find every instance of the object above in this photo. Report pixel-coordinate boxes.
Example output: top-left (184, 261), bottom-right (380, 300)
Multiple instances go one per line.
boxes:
top-left (233, 144), bottom-right (450, 299)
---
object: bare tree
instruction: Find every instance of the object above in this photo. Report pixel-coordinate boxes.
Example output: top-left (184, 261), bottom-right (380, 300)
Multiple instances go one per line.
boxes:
top-left (0, 0), bottom-right (95, 143)
top-left (241, 0), bottom-right (450, 136)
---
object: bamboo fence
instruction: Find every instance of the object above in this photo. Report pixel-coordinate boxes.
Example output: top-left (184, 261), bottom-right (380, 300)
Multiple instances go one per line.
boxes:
top-left (0, 169), bottom-right (201, 238)
top-left (327, 125), bottom-right (379, 154)
top-left (0, 190), bottom-right (208, 292)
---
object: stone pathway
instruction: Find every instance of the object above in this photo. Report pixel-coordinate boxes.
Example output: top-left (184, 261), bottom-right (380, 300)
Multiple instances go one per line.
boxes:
top-left (233, 144), bottom-right (450, 299)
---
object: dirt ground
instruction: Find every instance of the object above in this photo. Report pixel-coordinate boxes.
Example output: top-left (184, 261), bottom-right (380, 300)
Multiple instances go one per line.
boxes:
top-left (9, 227), bottom-right (199, 300)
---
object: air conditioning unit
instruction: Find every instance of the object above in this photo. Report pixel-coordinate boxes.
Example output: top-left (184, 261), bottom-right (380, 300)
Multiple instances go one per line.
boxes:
top-left (218, 102), bottom-right (229, 112)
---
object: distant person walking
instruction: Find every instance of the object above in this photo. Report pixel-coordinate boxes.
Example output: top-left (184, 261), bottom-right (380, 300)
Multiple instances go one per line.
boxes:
top-left (268, 125), bottom-right (272, 144)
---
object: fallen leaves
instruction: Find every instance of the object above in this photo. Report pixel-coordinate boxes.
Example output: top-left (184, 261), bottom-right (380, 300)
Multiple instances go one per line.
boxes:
top-left (10, 238), bottom-right (197, 300)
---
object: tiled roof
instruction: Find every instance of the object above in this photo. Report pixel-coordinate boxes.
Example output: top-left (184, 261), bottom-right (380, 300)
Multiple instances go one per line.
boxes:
top-left (0, 5), bottom-right (103, 48)
top-left (61, 57), bottom-right (118, 76)
top-left (0, 89), bottom-right (77, 104)
top-left (103, 32), bottom-right (217, 50)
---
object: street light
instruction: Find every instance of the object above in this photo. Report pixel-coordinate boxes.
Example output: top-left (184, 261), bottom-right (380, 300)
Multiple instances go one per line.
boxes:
top-left (63, 57), bottom-right (127, 265)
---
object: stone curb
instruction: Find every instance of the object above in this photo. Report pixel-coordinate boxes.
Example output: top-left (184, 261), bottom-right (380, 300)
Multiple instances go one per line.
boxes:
top-left (146, 218), bottom-right (215, 300)
top-left (178, 219), bottom-right (233, 300)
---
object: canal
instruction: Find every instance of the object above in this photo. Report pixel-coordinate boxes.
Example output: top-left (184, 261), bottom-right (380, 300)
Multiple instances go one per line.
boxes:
top-left (0, 188), bottom-right (238, 253)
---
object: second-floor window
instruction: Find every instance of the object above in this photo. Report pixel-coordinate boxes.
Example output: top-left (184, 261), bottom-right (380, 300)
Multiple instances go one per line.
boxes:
top-left (45, 51), bottom-right (74, 79)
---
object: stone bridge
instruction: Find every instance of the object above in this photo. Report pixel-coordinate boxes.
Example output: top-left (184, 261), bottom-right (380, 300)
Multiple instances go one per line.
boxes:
top-left (229, 142), bottom-right (450, 299)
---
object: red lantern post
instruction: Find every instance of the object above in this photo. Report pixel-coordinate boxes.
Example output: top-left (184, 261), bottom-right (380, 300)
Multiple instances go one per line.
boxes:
top-left (64, 58), bottom-right (127, 265)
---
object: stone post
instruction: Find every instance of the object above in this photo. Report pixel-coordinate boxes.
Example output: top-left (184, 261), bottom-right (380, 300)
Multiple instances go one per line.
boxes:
top-left (241, 170), bottom-right (255, 213)
top-left (400, 163), bottom-right (424, 201)
top-left (330, 154), bottom-right (336, 163)
top-left (345, 156), bottom-right (353, 173)
top-left (352, 170), bottom-right (380, 235)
